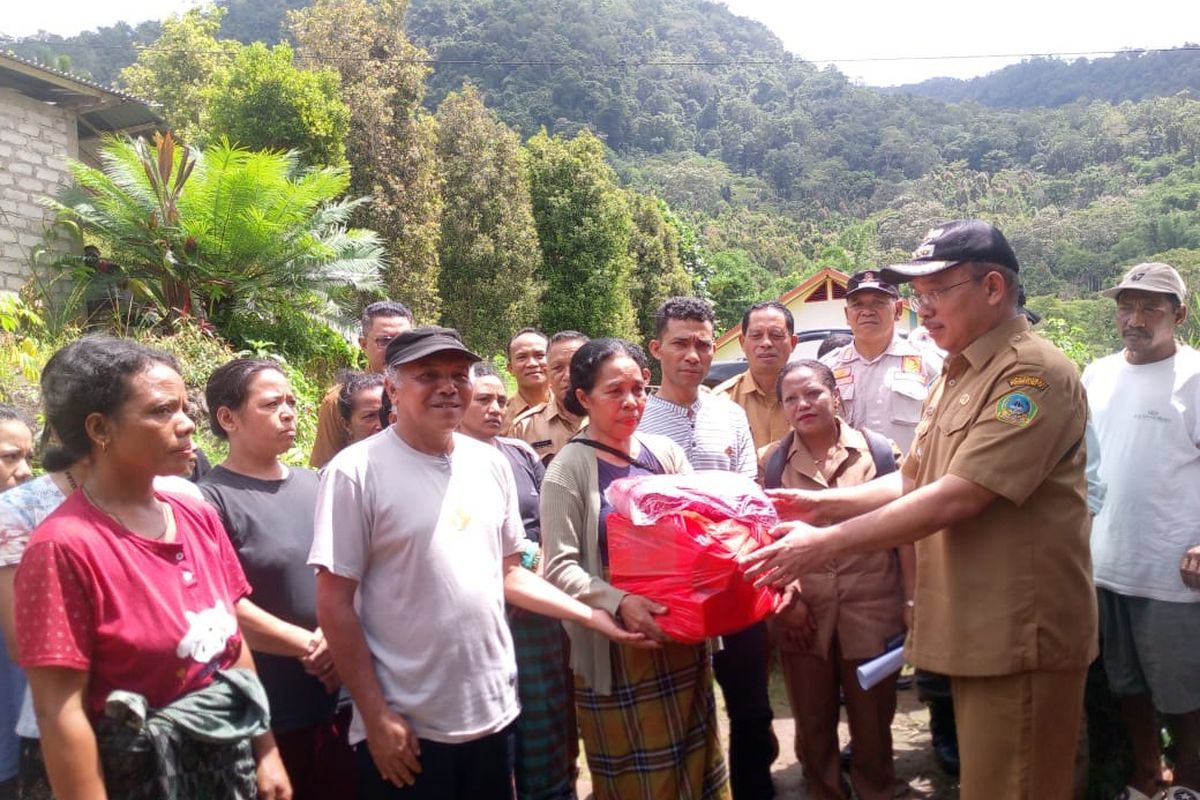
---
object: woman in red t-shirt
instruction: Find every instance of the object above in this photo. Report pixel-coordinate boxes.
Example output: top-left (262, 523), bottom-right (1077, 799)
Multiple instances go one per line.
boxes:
top-left (14, 336), bottom-right (291, 799)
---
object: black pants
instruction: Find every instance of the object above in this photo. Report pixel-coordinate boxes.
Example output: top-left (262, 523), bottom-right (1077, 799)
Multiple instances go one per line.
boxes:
top-left (356, 724), bottom-right (515, 800)
top-left (712, 621), bottom-right (776, 799)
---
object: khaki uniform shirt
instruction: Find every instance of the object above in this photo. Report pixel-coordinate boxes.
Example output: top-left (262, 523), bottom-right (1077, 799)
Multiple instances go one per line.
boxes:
top-left (902, 315), bottom-right (1097, 676)
top-left (500, 393), bottom-right (536, 437)
top-left (759, 425), bottom-right (905, 660)
top-left (309, 384), bottom-right (347, 469)
top-left (821, 334), bottom-right (943, 452)
top-left (713, 371), bottom-right (790, 451)
top-left (510, 394), bottom-right (586, 465)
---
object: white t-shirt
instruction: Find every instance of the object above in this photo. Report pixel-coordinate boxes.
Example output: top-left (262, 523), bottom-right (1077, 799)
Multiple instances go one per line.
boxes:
top-left (308, 428), bottom-right (526, 744)
top-left (1082, 346), bottom-right (1200, 602)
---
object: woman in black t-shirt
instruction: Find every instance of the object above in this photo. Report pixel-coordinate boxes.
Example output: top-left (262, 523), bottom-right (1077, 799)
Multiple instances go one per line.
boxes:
top-left (201, 359), bottom-right (356, 800)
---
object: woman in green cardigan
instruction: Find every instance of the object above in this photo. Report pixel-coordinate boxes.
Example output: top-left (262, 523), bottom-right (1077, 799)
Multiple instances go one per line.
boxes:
top-left (540, 338), bottom-right (730, 800)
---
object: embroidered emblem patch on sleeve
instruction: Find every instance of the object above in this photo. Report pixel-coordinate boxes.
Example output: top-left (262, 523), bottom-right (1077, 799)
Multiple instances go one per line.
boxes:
top-left (1007, 375), bottom-right (1049, 390)
top-left (996, 392), bottom-right (1038, 427)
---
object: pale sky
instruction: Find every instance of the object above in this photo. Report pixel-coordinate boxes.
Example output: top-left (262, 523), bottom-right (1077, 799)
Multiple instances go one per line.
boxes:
top-left (2, 0), bottom-right (1196, 87)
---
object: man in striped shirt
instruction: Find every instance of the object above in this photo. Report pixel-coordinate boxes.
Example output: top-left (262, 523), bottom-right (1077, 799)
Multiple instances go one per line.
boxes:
top-left (639, 296), bottom-right (777, 800)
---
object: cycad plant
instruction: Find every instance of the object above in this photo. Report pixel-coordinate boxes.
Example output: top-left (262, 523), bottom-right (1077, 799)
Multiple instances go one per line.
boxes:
top-left (45, 131), bottom-right (384, 326)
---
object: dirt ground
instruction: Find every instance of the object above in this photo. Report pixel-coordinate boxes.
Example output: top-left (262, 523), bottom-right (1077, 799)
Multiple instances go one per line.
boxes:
top-left (577, 664), bottom-right (960, 799)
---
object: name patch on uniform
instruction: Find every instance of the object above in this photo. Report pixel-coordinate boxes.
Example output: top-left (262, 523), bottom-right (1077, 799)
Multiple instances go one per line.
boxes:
top-left (995, 392), bottom-right (1037, 427)
top-left (902, 355), bottom-right (923, 374)
top-left (1007, 375), bottom-right (1049, 391)
top-left (531, 439), bottom-right (553, 450)
top-left (833, 367), bottom-right (852, 382)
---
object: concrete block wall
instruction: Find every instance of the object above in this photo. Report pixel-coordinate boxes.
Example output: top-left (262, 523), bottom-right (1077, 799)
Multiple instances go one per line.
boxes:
top-left (0, 88), bottom-right (78, 292)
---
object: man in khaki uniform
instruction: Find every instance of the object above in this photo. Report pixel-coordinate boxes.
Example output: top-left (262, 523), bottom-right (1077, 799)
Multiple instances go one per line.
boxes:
top-left (502, 328), bottom-right (550, 434)
top-left (511, 331), bottom-right (588, 465)
top-left (310, 300), bottom-right (413, 468)
top-left (744, 219), bottom-right (1096, 799)
top-left (713, 301), bottom-right (798, 450)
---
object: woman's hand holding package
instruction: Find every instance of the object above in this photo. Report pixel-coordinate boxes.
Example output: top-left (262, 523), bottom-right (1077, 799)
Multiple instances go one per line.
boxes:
top-left (586, 607), bottom-right (659, 649)
top-left (617, 593), bottom-right (671, 644)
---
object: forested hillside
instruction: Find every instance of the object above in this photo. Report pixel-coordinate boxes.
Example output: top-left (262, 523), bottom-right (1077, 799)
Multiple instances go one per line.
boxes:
top-left (7, 0), bottom-right (1200, 356)
top-left (891, 47), bottom-right (1200, 108)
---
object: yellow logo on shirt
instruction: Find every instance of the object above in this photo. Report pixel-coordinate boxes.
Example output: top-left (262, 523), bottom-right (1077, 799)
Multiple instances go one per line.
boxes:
top-left (450, 508), bottom-right (472, 531)
top-left (902, 356), bottom-right (922, 374)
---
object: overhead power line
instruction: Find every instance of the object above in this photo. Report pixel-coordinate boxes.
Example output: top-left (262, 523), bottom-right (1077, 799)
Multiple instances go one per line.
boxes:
top-left (2, 35), bottom-right (1198, 70)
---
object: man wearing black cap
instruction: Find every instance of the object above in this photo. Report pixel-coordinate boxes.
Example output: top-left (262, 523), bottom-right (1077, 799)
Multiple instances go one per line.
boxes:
top-left (742, 220), bottom-right (1096, 799)
top-left (821, 270), bottom-right (941, 454)
top-left (309, 326), bottom-right (645, 800)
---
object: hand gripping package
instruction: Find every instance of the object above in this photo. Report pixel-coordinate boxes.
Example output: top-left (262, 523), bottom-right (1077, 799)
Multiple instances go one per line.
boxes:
top-left (605, 471), bottom-right (779, 644)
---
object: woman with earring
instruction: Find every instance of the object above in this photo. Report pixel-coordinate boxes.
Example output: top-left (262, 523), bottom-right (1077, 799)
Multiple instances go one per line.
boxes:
top-left (201, 358), bottom-right (354, 799)
top-left (13, 336), bottom-right (290, 799)
top-left (540, 338), bottom-right (729, 800)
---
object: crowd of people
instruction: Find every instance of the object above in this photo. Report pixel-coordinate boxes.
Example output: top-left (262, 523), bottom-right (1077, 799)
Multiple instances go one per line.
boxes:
top-left (0, 217), bottom-right (1195, 800)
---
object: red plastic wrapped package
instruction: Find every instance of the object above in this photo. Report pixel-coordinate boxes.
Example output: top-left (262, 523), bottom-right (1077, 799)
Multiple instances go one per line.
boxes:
top-left (606, 471), bottom-right (778, 528)
top-left (607, 510), bottom-right (778, 644)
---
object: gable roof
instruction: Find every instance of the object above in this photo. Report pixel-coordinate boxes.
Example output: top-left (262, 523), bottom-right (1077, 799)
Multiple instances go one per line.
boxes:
top-left (0, 50), bottom-right (162, 137)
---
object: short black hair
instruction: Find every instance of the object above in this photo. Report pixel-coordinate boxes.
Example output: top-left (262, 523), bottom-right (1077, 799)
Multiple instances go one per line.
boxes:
top-left (741, 301), bottom-right (794, 335)
top-left (506, 327), bottom-right (547, 359)
top-left (563, 338), bottom-right (648, 418)
top-left (337, 371), bottom-right (385, 422)
top-left (41, 335), bottom-right (180, 471)
top-left (776, 359), bottom-right (836, 402)
top-left (361, 300), bottom-right (413, 334)
top-left (470, 362), bottom-right (502, 380)
top-left (206, 358), bottom-right (286, 441)
top-left (816, 332), bottom-right (853, 359)
top-left (654, 296), bottom-right (715, 338)
top-left (549, 330), bottom-right (590, 350)
top-left (0, 405), bottom-right (21, 424)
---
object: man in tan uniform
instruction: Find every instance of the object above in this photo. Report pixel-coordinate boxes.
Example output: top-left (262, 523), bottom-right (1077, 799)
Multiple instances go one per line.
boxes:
top-left (502, 328), bottom-right (550, 434)
top-left (713, 301), bottom-right (798, 450)
top-left (309, 300), bottom-right (412, 468)
top-left (743, 219), bottom-right (1096, 799)
top-left (511, 331), bottom-right (589, 465)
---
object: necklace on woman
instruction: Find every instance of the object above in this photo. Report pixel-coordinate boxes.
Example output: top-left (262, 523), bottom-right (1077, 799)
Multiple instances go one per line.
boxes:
top-left (80, 485), bottom-right (168, 541)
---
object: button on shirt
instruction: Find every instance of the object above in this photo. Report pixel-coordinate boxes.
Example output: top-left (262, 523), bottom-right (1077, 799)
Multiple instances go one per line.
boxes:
top-left (712, 371), bottom-right (790, 452)
top-left (821, 335), bottom-right (943, 453)
top-left (901, 315), bottom-right (1096, 676)
top-left (510, 394), bottom-right (586, 465)
top-left (758, 425), bottom-right (905, 660)
top-left (638, 392), bottom-right (756, 478)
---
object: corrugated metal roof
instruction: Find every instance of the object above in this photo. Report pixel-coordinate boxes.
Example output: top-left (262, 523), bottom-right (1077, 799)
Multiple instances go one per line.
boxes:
top-left (0, 50), bottom-right (163, 137)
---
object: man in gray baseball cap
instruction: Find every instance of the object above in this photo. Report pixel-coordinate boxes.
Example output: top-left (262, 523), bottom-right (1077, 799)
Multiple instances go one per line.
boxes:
top-left (1084, 262), bottom-right (1200, 800)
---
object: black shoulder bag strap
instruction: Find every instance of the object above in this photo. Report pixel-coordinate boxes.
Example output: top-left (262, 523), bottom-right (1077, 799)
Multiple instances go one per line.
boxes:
top-left (861, 428), bottom-right (898, 477)
top-left (568, 436), bottom-right (658, 473)
top-left (763, 431), bottom-right (794, 490)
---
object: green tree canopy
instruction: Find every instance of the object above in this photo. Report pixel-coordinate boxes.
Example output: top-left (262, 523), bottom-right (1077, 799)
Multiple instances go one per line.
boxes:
top-left (204, 42), bottom-right (351, 168)
top-left (120, 6), bottom-right (239, 144)
top-left (434, 84), bottom-right (541, 355)
top-left (290, 0), bottom-right (444, 321)
top-left (525, 129), bottom-right (637, 339)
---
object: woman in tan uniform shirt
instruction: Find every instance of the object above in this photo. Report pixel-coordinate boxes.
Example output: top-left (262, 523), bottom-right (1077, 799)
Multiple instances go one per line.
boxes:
top-left (759, 359), bottom-right (913, 800)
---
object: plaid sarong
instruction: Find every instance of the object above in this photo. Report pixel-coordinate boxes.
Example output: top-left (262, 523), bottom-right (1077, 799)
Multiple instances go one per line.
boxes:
top-left (510, 608), bottom-right (577, 800)
top-left (575, 640), bottom-right (730, 800)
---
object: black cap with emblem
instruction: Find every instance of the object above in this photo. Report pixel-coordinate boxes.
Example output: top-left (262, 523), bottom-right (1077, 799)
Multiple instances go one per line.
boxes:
top-left (846, 270), bottom-right (900, 299)
top-left (882, 219), bottom-right (1019, 284)
top-left (385, 326), bottom-right (481, 368)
